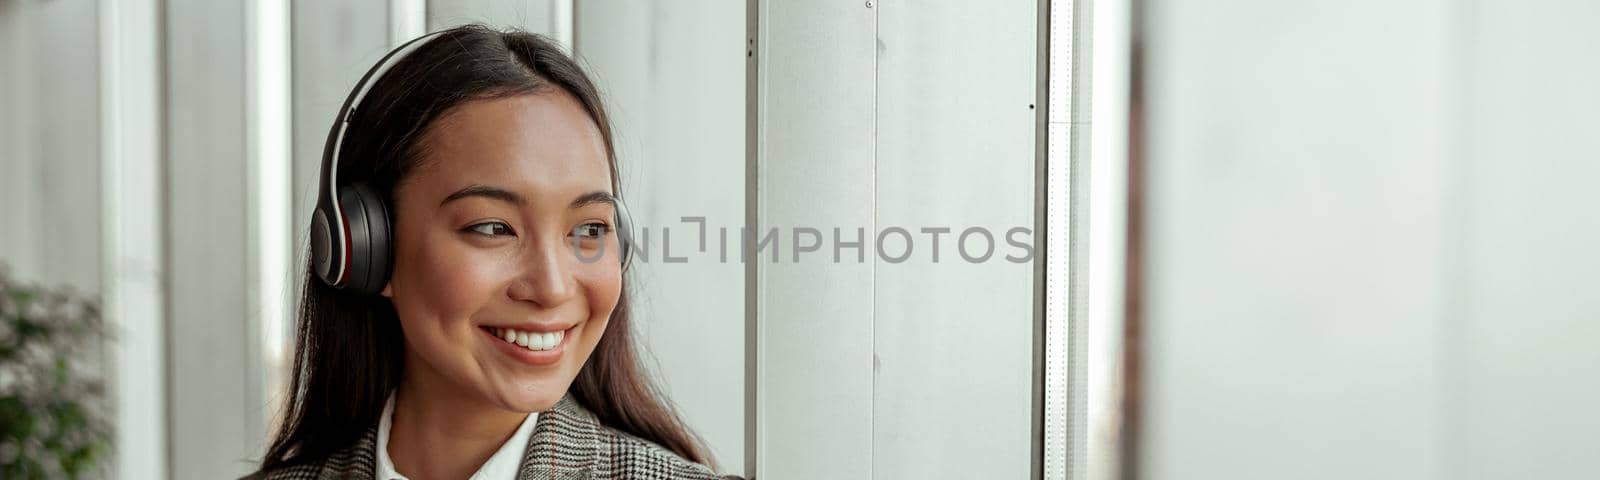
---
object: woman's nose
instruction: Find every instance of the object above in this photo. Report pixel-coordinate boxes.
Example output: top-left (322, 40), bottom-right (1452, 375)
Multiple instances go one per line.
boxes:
top-left (506, 238), bottom-right (578, 307)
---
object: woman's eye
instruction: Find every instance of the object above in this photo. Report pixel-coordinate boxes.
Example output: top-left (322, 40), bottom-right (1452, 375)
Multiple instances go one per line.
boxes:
top-left (465, 222), bottom-right (514, 237)
top-left (573, 222), bottom-right (612, 239)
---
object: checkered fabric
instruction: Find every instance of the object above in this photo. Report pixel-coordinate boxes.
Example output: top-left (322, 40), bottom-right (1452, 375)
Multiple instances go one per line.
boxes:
top-left (242, 394), bottom-right (741, 480)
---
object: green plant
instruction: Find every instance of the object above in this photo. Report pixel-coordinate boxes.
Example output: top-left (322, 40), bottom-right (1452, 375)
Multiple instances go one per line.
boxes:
top-left (0, 266), bottom-right (111, 479)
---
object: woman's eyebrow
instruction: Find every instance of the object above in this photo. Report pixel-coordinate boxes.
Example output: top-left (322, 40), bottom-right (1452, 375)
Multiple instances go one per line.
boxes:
top-left (570, 191), bottom-right (617, 210)
top-left (440, 184), bottom-right (523, 206)
top-left (439, 185), bottom-right (615, 210)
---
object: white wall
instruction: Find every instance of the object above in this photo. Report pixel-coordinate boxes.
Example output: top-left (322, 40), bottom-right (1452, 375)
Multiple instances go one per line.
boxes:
top-left (1137, 0), bottom-right (1600, 479)
top-left (754, 0), bottom-right (878, 476)
top-left (0, 2), bottom-right (166, 480)
top-left (873, 1), bottom-right (1038, 478)
top-left (100, 0), bottom-right (168, 477)
top-left (1454, 1), bottom-right (1600, 476)
top-left (754, 0), bottom-right (1039, 478)
top-left (164, 0), bottom-right (269, 476)
top-left (0, 0), bottom-right (296, 477)
top-left (0, 0), bottom-right (102, 294)
top-left (430, 0), bottom-right (570, 46)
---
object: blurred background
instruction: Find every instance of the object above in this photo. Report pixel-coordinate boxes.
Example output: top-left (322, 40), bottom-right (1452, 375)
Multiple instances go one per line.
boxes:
top-left (1085, 0), bottom-right (1600, 479)
top-left (2, 0), bottom-right (1598, 479)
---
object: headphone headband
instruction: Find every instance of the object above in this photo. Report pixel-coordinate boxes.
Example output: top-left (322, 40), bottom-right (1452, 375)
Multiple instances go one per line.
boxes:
top-left (325, 30), bottom-right (450, 194)
top-left (313, 31), bottom-right (447, 288)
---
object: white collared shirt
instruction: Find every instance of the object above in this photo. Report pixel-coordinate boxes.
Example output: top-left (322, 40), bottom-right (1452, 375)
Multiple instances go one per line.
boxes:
top-left (375, 392), bottom-right (539, 480)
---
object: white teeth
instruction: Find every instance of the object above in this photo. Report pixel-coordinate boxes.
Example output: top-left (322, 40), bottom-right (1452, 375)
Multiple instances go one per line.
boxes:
top-left (491, 327), bottom-right (565, 352)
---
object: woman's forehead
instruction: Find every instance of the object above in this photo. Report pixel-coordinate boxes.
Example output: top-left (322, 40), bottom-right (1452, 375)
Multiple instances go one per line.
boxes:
top-left (409, 92), bottom-right (613, 202)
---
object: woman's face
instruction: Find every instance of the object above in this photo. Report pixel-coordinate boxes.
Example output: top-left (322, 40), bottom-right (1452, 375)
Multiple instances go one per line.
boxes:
top-left (382, 90), bottom-right (622, 413)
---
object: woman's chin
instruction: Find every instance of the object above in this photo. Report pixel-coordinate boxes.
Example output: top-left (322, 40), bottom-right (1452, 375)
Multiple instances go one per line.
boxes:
top-left (494, 379), bottom-right (570, 412)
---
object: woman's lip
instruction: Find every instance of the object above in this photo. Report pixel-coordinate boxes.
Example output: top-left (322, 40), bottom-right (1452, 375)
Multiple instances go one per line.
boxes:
top-left (481, 325), bottom-right (574, 366)
top-left (479, 323), bottom-right (574, 334)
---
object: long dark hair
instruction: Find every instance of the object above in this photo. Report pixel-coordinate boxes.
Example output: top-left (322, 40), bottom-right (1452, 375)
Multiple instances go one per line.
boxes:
top-left (260, 24), bottom-right (708, 470)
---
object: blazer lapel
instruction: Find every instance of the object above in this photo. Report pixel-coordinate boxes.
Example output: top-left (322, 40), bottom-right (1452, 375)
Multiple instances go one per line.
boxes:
top-left (514, 394), bottom-right (602, 479)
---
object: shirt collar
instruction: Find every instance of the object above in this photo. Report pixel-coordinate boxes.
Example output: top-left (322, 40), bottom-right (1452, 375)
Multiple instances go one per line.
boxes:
top-left (374, 391), bottom-right (540, 480)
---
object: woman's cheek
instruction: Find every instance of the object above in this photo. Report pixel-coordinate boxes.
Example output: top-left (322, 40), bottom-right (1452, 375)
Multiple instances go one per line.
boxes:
top-left (408, 235), bottom-right (507, 320)
top-left (570, 261), bottom-right (620, 360)
top-left (575, 259), bottom-right (623, 318)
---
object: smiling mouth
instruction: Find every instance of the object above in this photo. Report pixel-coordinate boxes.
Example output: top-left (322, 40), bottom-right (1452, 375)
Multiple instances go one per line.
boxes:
top-left (482, 326), bottom-right (565, 351)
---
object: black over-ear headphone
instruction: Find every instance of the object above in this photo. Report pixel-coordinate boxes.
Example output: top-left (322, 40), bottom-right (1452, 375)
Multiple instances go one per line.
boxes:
top-left (311, 30), bottom-right (634, 295)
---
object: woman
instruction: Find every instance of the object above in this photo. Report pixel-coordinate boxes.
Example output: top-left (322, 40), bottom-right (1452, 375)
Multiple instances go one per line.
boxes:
top-left (248, 24), bottom-right (735, 480)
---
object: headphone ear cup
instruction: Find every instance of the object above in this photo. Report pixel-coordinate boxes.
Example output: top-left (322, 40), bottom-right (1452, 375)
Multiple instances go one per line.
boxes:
top-left (310, 207), bottom-right (338, 286)
top-left (338, 183), bottom-right (393, 295)
top-left (613, 201), bottom-right (634, 271)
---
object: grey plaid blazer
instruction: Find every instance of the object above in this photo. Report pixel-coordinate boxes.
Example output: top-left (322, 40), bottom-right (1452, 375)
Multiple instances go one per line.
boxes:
top-left (243, 394), bottom-right (742, 480)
